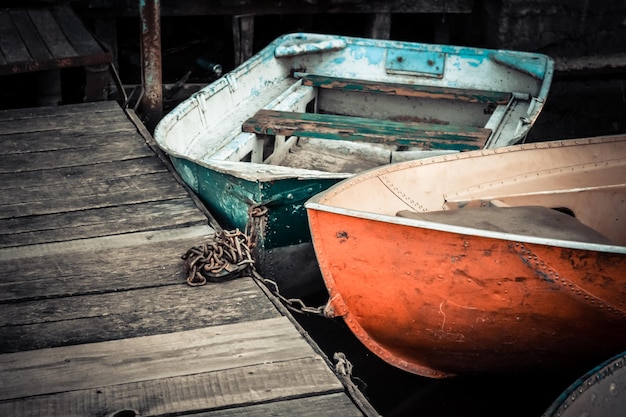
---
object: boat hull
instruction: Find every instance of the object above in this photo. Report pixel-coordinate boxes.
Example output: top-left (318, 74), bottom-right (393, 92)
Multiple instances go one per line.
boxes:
top-left (171, 155), bottom-right (334, 295)
top-left (308, 207), bottom-right (626, 377)
top-left (305, 136), bottom-right (626, 377)
top-left (155, 33), bottom-right (554, 297)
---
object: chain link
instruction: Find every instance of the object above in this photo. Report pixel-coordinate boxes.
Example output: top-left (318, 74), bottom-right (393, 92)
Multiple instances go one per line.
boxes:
top-left (182, 205), bottom-right (327, 316)
top-left (182, 228), bottom-right (254, 286)
top-left (249, 269), bottom-right (326, 316)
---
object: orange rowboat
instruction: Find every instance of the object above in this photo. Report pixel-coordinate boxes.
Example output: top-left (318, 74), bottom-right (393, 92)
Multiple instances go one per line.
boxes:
top-left (305, 135), bottom-right (626, 378)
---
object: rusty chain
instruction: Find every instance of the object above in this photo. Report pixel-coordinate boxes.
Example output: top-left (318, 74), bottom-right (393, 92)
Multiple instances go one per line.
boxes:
top-left (182, 204), bottom-right (326, 316)
top-left (182, 228), bottom-right (255, 286)
top-left (249, 268), bottom-right (326, 316)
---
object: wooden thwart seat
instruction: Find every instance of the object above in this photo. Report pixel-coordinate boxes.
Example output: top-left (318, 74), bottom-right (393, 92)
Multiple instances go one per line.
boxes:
top-left (296, 73), bottom-right (513, 105)
top-left (396, 206), bottom-right (614, 244)
top-left (242, 109), bottom-right (490, 151)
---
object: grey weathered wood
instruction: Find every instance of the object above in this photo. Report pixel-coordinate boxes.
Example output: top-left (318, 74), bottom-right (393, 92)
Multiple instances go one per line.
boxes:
top-left (0, 198), bottom-right (207, 248)
top-left (0, 358), bottom-right (348, 417)
top-left (52, 5), bottom-right (107, 58)
top-left (0, 101), bottom-right (368, 417)
top-left (0, 317), bottom-right (333, 400)
top-left (233, 14), bottom-right (255, 66)
top-left (0, 225), bottom-right (212, 262)
top-left (185, 393), bottom-right (363, 417)
top-left (9, 9), bottom-right (53, 62)
top-left (0, 11), bottom-right (32, 63)
top-left (0, 277), bottom-right (280, 353)
top-left (0, 5), bottom-right (112, 75)
top-left (0, 110), bottom-right (135, 136)
top-left (0, 157), bottom-right (167, 190)
top-left (0, 100), bottom-right (120, 120)
top-left (28, 8), bottom-right (77, 58)
top-left (0, 171), bottom-right (190, 218)
top-left (0, 142), bottom-right (153, 173)
top-left (0, 226), bottom-right (214, 301)
top-left (0, 140), bottom-right (154, 173)
top-left (0, 129), bottom-right (138, 155)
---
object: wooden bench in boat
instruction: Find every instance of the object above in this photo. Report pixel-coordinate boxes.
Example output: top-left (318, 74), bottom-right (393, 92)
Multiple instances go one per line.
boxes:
top-left (296, 73), bottom-right (513, 105)
top-left (396, 206), bottom-right (614, 244)
top-left (242, 109), bottom-right (491, 151)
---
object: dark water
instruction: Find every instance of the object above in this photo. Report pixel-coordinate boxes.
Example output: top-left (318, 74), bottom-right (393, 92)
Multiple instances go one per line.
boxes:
top-left (292, 304), bottom-right (591, 417)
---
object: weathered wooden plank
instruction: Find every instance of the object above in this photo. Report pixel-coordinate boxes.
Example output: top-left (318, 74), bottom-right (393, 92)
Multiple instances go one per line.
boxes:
top-left (0, 100), bottom-right (362, 416)
top-left (0, 359), bottom-right (349, 417)
top-left (0, 224), bottom-right (213, 262)
top-left (0, 278), bottom-right (280, 353)
top-left (0, 6), bottom-right (111, 75)
top-left (299, 73), bottom-right (512, 105)
top-left (0, 10), bottom-right (32, 64)
top-left (243, 109), bottom-right (490, 150)
top-left (0, 138), bottom-right (154, 173)
top-left (0, 157), bottom-right (167, 190)
top-left (10, 9), bottom-right (53, 62)
top-left (27, 8), bottom-right (76, 59)
top-left (0, 172), bottom-right (190, 218)
top-left (0, 129), bottom-right (139, 156)
top-left (0, 109), bottom-right (135, 136)
top-left (185, 393), bottom-right (362, 417)
top-left (53, 5), bottom-right (107, 57)
top-left (0, 226), bottom-right (213, 301)
top-left (0, 199), bottom-right (207, 248)
top-left (0, 316), bottom-right (323, 400)
top-left (0, 100), bottom-right (120, 121)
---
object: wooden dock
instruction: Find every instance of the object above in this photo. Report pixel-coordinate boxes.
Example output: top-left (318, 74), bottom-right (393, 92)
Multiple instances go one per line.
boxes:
top-left (0, 101), bottom-right (371, 416)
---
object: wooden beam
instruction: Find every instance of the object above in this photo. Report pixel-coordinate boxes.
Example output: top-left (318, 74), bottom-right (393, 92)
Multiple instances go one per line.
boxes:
top-left (243, 109), bottom-right (490, 150)
top-left (139, 0), bottom-right (163, 132)
top-left (299, 73), bottom-right (512, 105)
top-left (84, 0), bottom-right (474, 16)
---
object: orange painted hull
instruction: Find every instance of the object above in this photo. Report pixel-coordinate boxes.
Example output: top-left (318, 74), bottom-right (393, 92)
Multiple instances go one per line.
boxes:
top-left (308, 209), bottom-right (626, 378)
top-left (305, 136), bottom-right (626, 378)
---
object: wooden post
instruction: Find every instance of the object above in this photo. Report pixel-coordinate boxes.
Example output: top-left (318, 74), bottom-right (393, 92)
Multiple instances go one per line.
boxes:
top-left (35, 70), bottom-right (62, 106)
top-left (368, 12), bottom-right (391, 40)
top-left (233, 14), bottom-right (254, 66)
top-left (139, 0), bottom-right (163, 132)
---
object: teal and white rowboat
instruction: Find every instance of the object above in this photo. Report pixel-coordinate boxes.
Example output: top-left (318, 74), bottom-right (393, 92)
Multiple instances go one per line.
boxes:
top-left (154, 33), bottom-right (554, 296)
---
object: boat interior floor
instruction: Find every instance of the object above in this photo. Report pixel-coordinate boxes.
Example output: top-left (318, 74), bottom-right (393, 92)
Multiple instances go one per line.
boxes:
top-left (280, 138), bottom-right (392, 173)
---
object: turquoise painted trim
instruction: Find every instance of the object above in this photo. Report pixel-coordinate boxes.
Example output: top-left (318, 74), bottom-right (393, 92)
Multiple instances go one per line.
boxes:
top-left (385, 48), bottom-right (445, 77)
top-left (491, 52), bottom-right (548, 80)
top-left (175, 157), bottom-right (339, 249)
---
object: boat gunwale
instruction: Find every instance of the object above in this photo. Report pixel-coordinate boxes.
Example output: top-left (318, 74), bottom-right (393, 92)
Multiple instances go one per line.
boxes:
top-left (173, 157), bottom-right (355, 182)
top-left (155, 32), bottom-right (555, 164)
top-left (305, 135), bottom-right (626, 255)
top-left (305, 200), bottom-right (626, 254)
